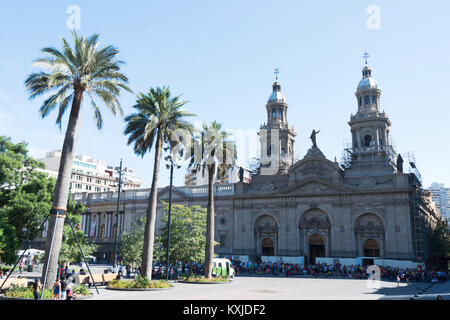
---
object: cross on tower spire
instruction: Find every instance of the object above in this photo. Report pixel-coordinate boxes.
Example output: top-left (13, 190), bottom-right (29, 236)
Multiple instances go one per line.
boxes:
top-left (363, 51), bottom-right (370, 65)
top-left (274, 68), bottom-right (280, 80)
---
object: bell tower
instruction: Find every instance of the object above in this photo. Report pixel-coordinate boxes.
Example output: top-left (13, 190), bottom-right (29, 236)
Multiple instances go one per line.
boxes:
top-left (259, 69), bottom-right (297, 174)
top-left (345, 53), bottom-right (397, 173)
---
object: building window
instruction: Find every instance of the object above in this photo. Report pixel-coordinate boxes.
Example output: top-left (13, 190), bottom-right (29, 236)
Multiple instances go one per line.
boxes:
top-left (372, 95), bottom-right (376, 104)
top-left (272, 109), bottom-right (276, 117)
top-left (364, 134), bottom-right (372, 147)
top-left (364, 95), bottom-right (369, 105)
top-left (278, 108), bottom-right (282, 117)
top-left (359, 97), bottom-right (362, 106)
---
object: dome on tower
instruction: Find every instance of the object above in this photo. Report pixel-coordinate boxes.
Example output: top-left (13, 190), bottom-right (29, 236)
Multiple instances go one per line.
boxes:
top-left (268, 81), bottom-right (287, 103)
top-left (357, 65), bottom-right (378, 90)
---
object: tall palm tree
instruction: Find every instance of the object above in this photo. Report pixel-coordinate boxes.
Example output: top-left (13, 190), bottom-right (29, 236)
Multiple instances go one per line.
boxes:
top-left (25, 31), bottom-right (131, 288)
top-left (124, 87), bottom-right (195, 279)
top-left (188, 121), bottom-right (236, 279)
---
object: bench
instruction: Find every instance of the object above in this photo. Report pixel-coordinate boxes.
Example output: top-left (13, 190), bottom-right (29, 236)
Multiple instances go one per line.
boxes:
top-left (0, 277), bottom-right (28, 291)
top-left (77, 273), bottom-right (117, 286)
top-left (102, 273), bottom-right (117, 284)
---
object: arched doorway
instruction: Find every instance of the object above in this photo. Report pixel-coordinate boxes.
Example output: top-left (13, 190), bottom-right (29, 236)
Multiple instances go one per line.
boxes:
top-left (355, 213), bottom-right (385, 258)
top-left (299, 209), bottom-right (331, 265)
top-left (254, 215), bottom-right (278, 256)
top-left (309, 234), bottom-right (325, 264)
top-left (363, 239), bottom-right (380, 257)
top-left (262, 238), bottom-right (274, 256)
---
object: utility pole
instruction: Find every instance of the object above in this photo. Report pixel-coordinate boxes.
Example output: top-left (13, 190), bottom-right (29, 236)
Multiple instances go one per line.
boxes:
top-left (166, 158), bottom-right (174, 280)
top-left (113, 158), bottom-right (123, 269)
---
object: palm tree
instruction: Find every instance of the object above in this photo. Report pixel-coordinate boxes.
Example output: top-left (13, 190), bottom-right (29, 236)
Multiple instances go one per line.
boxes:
top-left (188, 121), bottom-right (237, 278)
top-left (124, 87), bottom-right (195, 279)
top-left (25, 31), bottom-right (131, 289)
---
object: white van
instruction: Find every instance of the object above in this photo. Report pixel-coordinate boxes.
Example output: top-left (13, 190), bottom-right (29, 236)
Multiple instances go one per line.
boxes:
top-left (212, 258), bottom-right (235, 278)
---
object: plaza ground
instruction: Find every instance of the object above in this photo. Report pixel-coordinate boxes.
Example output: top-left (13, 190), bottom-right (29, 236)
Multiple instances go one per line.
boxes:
top-left (86, 276), bottom-right (449, 300)
top-left (9, 265), bottom-right (449, 300)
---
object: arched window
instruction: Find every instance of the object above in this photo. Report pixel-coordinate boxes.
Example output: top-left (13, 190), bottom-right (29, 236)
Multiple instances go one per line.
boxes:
top-left (359, 97), bottom-right (362, 107)
top-left (364, 95), bottom-right (370, 105)
top-left (364, 134), bottom-right (372, 147)
top-left (278, 108), bottom-right (282, 117)
top-left (272, 109), bottom-right (276, 117)
top-left (372, 95), bottom-right (376, 104)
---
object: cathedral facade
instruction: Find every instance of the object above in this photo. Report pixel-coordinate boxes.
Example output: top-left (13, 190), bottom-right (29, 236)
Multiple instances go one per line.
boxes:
top-left (71, 62), bottom-right (440, 265)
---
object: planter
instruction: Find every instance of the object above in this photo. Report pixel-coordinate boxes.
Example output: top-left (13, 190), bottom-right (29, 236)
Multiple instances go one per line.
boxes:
top-left (105, 286), bottom-right (173, 291)
top-left (0, 294), bottom-right (93, 300)
top-left (178, 280), bottom-right (233, 285)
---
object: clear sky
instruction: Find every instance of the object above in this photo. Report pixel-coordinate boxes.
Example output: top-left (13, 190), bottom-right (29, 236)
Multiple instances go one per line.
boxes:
top-left (0, 0), bottom-right (449, 189)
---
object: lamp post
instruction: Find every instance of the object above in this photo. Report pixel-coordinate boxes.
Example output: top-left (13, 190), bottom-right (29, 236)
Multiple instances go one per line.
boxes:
top-left (113, 158), bottom-right (123, 269)
top-left (164, 146), bottom-right (182, 280)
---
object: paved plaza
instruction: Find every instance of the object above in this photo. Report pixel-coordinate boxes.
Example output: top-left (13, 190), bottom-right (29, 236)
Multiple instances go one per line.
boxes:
top-left (8, 265), bottom-right (449, 300)
top-left (89, 275), bottom-right (449, 301)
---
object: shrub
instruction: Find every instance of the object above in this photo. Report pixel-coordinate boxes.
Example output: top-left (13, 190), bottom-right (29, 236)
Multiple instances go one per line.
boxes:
top-left (4, 284), bottom-right (53, 299)
top-left (73, 284), bottom-right (91, 296)
top-left (179, 274), bottom-right (229, 283)
top-left (109, 276), bottom-right (172, 289)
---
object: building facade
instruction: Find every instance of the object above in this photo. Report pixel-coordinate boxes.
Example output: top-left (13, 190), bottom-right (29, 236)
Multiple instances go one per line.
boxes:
top-left (38, 150), bottom-right (142, 193)
top-left (428, 182), bottom-right (450, 221)
top-left (71, 62), bottom-right (440, 265)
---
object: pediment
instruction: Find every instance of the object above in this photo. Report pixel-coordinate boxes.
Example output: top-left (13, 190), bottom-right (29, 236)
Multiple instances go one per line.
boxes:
top-left (289, 156), bottom-right (342, 182)
top-left (278, 177), bottom-right (352, 195)
top-left (157, 186), bottom-right (188, 200)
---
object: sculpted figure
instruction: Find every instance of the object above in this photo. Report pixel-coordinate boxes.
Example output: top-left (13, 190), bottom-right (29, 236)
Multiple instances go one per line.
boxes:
top-left (310, 129), bottom-right (320, 147)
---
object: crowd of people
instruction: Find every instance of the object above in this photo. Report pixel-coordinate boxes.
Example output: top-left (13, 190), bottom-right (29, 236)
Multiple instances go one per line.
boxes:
top-left (145, 258), bottom-right (449, 284)
top-left (228, 259), bottom-right (449, 283)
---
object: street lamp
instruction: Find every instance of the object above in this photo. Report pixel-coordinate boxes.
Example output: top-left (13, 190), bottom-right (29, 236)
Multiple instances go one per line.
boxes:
top-left (164, 145), bottom-right (182, 280)
top-left (113, 158), bottom-right (123, 270)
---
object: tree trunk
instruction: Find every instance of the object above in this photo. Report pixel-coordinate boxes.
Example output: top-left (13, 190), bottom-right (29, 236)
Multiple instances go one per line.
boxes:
top-left (41, 89), bottom-right (83, 289)
top-left (204, 164), bottom-right (216, 279)
top-left (141, 131), bottom-right (163, 279)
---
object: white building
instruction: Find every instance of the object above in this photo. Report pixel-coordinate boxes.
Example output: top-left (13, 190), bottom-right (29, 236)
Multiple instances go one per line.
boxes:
top-left (38, 150), bottom-right (142, 193)
top-left (428, 182), bottom-right (450, 220)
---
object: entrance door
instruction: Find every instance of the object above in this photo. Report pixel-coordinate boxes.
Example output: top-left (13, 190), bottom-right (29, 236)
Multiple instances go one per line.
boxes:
top-left (262, 238), bottom-right (274, 256)
top-left (363, 239), bottom-right (380, 257)
top-left (309, 234), bottom-right (325, 264)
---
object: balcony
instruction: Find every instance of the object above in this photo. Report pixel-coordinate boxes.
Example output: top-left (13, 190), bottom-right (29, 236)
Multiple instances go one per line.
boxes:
top-left (73, 183), bottom-right (236, 204)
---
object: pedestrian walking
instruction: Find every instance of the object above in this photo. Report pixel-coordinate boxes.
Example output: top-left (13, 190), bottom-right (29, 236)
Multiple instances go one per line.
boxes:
top-left (60, 277), bottom-right (68, 300)
top-left (19, 261), bottom-right (23, 273)
top-left (52, 278), bottom-right (61, 300)
top-left (33, 279), bottom-right (41, 300)
top-left (66, 283), bottom-right (74, 300)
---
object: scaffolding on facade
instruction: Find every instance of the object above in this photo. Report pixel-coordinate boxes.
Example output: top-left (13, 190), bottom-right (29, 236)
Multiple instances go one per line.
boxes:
top-left (405, 151), bottom-right (422, 186)
top-left (340, 140), bottom-right (397, 171)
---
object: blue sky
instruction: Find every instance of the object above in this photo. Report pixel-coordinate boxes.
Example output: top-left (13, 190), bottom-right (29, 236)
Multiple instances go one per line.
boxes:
top-left (0, 0), bottom-right (449, 188)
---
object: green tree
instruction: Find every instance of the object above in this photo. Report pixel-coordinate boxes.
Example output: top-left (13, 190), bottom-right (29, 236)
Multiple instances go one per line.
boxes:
top-left (58, 198), bottom-right (97, 265)
top-left (124, 87), bottom-right (195, 279)
top-left (25, 32), bottom-right (131, 288)
top-left (118, 217), bottom-right (145, 269)
top-left (154, 202), bottom-right (208, 265)
top-left (0, 136), bottom-right (55, 264)
top-left (427, 217), bottom-right (450, 269)
top-left (188, 121), bottom-right (237, 278)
